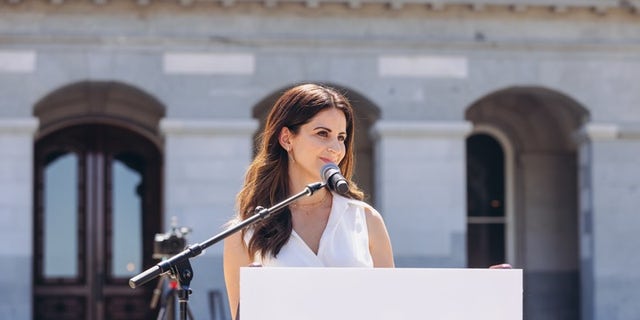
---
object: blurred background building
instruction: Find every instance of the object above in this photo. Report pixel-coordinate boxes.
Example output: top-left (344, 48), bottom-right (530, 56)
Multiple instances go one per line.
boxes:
top-left (1, 0), bottom-right (639, 319)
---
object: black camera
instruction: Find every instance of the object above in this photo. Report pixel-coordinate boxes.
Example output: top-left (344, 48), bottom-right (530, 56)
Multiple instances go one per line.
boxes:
top-left (153, 221), bottom-right (191, 259)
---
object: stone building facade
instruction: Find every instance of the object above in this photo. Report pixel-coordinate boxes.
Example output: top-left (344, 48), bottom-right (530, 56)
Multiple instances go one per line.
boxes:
top-left (1, 0), bottom-right (639, 319)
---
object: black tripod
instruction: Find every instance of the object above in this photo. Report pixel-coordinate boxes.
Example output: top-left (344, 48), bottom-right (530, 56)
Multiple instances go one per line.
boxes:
top-left (151, 274), bottom-right (195, 320)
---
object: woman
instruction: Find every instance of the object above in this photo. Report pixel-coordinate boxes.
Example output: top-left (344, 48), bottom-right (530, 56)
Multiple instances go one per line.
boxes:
top-left (223, 83), bottom-right (394, 320)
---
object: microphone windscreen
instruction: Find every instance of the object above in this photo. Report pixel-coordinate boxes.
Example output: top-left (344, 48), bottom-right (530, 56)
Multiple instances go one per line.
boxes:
top-left (321, 163), bottom-right (349, 195)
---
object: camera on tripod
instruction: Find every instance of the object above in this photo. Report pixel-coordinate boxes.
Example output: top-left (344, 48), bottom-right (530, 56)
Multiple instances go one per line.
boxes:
top-left (153, 219), bottom-right (192, 259)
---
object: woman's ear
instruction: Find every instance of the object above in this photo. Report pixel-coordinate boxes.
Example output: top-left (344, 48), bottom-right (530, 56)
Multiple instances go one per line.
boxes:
top-left (279, 127), bottom-right (292, 151)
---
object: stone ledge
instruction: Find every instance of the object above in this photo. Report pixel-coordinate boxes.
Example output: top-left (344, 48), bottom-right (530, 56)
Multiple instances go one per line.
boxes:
top-left (371, 121), bottom-right (472, 139)
top-left (4, 0), bottom-right (637, 14)
top-left (0, 118), bottom-right (39, 134)
top-left (160, 118), bottom-right (258, 136)
top-left (583, 123), bottom-right (640, 141)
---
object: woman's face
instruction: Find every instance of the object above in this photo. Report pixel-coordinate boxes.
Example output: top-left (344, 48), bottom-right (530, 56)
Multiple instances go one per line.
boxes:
top-left (280, 107), bottom-right (348, 184)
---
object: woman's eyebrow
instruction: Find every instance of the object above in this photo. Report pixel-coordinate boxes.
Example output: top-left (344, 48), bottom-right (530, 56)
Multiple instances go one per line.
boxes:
top-left (313, 126), bottom-right (346, 135)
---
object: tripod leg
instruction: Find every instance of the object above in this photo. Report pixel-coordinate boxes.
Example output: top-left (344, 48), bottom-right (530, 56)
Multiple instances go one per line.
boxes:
top-left (166, 291), bottom-right (175, 320)
top-left (150, 277), bottom-right (165, 309)
top-left (156, 307), bottom-right (167, 320)
top-left (186, 304), bottom-right (195, 320)
top-left (155, 278), bottom-right (167, 320)
top-left (156, 286), bottom-right (175, 320)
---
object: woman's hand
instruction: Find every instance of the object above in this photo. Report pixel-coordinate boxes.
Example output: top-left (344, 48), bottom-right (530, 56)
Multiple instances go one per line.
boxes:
top-left (489, 263), bottom-right (512, 269)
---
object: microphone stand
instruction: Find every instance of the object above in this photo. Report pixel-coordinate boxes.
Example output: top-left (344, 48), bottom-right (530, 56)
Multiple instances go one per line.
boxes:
top-left (129, 181), bottom-right (326, 320)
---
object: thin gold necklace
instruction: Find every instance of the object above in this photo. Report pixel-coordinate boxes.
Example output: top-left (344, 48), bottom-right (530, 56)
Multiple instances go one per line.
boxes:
top-left (290, 191), bottom-right (330, 208)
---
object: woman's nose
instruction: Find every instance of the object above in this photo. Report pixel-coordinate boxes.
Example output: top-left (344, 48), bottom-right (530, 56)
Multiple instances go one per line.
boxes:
top-left (327, 140), bottom-right (341, 154)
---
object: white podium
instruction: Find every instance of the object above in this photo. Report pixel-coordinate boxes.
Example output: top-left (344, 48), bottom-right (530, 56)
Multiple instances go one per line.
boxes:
top-left (240, 267), bottom-right (522, 320)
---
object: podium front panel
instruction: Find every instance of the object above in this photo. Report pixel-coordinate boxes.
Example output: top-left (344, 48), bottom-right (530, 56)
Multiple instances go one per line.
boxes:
top-left (240, 267), bottom-right (522, 320)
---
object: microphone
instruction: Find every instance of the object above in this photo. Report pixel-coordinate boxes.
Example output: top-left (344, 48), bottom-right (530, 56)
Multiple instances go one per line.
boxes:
top-left (321, 163), bottom-right (349, 195)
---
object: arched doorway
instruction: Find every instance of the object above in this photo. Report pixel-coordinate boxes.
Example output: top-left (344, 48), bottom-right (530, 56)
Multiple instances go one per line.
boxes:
top-left (252, 83), bottom-right (381, 204)
top-left (466, 86), bottom-right (589, 319)
top-left (33, 82), bottom-right (165, 320)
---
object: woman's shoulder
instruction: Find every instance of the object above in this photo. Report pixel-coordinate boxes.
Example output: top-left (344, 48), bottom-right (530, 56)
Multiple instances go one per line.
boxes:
top-left (337, 194), bottom-right (382, 219)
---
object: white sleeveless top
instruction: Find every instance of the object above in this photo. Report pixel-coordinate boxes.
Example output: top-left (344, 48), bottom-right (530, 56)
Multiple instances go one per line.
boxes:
top-left (248, 193), bottom-right (374, 267)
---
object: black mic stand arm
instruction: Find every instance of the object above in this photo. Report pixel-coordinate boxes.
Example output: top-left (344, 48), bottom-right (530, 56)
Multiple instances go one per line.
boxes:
top-left (129, 182), bottom-right (326, 320)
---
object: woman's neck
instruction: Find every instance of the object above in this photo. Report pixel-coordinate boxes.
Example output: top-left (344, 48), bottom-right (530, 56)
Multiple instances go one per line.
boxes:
top-left (289, 178), bottom-right (331, 206)
top-left (290, 188), bottom-right (331, 208)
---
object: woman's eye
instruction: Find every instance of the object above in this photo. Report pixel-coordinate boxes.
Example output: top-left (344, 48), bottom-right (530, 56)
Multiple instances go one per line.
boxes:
top-left (338, 135), bottom-right (346, 142)
top-left (317, 131), bottom-right (328, 137)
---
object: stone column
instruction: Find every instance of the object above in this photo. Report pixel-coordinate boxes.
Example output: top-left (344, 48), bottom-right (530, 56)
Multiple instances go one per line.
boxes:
top-left (160, 118), bottom-right (257, 317)
top-left (520, 151), bottom-right (579, 319)
top-left (582, 123), bottom-right (640, 320)
top-left (371, 121), bottom-right (471, 267)
top-left (0, 118), bottom-right (38, 319)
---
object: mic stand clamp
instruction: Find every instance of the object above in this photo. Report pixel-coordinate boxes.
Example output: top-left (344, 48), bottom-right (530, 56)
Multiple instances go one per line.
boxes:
top-left (129, 182), bottom-right (326, 320)
top-left (173, 257), bottom-right (193, 320)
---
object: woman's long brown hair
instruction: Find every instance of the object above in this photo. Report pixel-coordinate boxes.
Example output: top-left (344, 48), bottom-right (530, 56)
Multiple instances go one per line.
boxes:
top-left (236, 83), bottom-right (364, 260)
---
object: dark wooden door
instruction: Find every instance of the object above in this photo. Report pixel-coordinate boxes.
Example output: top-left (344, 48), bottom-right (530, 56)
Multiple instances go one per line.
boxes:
top-left (34, 124), bottom-right (162, 320)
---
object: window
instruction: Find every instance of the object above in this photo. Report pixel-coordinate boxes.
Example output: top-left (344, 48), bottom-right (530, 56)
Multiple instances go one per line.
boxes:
top-left (466, 134), bottom-right (505, 268)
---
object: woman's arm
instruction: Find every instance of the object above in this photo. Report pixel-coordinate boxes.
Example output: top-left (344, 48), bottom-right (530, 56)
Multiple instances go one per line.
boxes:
top-left (223, 231), bottom-right (252, 320)
top-left (364, 208), bottom-right (395, 268)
